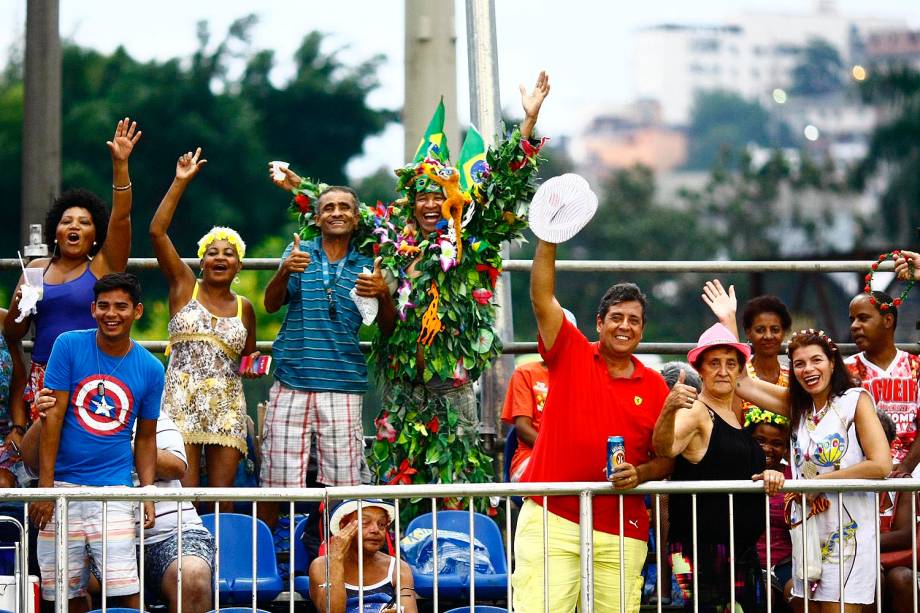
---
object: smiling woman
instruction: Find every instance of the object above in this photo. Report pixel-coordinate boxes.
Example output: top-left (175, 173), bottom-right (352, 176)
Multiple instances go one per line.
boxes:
top-left (148, 147), bottom-right (264, 512)
top-left (3, 118), bottom-right (141, 453)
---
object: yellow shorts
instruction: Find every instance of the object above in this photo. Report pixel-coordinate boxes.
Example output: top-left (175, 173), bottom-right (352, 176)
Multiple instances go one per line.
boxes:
top-left (512, 499), bottom-right (647, 613)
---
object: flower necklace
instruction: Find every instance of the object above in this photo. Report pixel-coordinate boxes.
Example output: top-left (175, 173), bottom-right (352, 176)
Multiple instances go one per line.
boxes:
top-left (806, 398), bottom-right (833, 432)
top-left (865, 250), bottom-right (915, 310)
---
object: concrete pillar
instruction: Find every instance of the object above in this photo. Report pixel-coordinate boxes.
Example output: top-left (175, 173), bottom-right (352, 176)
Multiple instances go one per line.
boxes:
top-left (21, 0), bottom-right (61, 247)
top-left (403, 0), bottom-right (459, 162)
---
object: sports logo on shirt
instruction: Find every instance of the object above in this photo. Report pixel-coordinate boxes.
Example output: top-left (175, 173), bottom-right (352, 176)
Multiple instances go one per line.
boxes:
top-left (71, 375), bottom-right (135, 436)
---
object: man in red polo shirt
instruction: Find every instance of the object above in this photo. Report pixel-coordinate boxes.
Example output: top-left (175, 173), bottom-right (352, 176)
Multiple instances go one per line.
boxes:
top-left (512, 237), bottom-right (677, 613)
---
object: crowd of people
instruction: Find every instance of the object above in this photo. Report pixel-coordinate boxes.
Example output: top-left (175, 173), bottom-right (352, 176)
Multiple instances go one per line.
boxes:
top-left (0, 71), bottom-right (919, 613)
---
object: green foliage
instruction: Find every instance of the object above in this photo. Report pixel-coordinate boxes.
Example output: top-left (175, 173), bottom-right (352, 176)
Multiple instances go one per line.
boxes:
top-left (684, 90), bottom-right (772, 170)
top-left (854, 65), bottom-right (920, 243)
top-left (0, 15), bottom-right (392, 263)
top-left (790, 38), bottom-right (845, 96)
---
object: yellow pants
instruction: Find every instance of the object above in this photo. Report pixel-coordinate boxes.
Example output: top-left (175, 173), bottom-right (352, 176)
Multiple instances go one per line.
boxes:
top-left (512, 499), bottom-right (647, 613)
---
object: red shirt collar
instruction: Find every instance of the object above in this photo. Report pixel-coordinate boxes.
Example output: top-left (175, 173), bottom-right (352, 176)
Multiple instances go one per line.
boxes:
top-left (591, 342), bottom-right (646, 380)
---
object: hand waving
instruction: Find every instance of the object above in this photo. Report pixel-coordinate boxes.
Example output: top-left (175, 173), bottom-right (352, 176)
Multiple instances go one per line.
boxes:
top-left (176, 147), bottom-right (208, 183)
top-left (520, 71), bottom-right (551, 119)
top-left (701, 279), bottom-right (737, 324)
top-left (106, 117), bottom-right (142, 163)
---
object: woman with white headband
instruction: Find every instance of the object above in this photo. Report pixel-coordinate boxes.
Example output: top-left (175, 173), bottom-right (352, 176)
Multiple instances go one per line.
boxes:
top-left (149, 147), bottom-right (263, 509)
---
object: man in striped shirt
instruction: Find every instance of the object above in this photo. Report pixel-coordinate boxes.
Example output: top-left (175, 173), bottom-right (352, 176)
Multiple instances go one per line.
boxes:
top-left (260, 184), bottom-right (394, 530)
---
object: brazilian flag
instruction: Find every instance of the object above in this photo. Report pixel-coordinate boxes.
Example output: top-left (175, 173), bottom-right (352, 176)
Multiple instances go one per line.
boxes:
top-left (457, 125), bottom-right (487, 193)
top-left (413, 97), bottom-right (449, 163)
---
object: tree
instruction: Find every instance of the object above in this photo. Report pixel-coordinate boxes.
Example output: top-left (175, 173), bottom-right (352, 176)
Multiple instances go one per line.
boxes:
top-left (684, 90), bottom-right (771, 170)
top-left (790, 38), bottom-right (845, 96)
top-left (853, 65), bottom-right (920, 245)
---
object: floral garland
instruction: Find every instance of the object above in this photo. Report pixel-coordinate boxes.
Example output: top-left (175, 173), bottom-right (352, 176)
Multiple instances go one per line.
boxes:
top-left (367, 126), bottom-right (545, 517)
top-left (744, 406), bottom-right (790, 429)
top-left (865, 250), bottom-right (915, 311)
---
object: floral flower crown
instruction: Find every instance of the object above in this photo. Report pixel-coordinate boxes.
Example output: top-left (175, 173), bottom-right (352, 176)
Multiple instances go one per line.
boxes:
top-left (787, 328), bottom-right (838, 354)
top-left (744, 406), bottom-right (790, 429)
top-left (197, 226), bottom-right (246, 260)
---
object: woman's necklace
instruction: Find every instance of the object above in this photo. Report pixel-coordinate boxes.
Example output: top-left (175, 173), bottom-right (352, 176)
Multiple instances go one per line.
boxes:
top-left (806, 399), bottom-right (832, 432)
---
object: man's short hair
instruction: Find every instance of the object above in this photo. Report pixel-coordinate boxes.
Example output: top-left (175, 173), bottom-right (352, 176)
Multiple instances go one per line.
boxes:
top-left (866, 290), bottom-right (898, 327)
top-left (596, 283), bottom-right (647, 324)
top-left (317, 185), bottom-right (359, 214)
top-left (93, 272), bottom-right (142, 306)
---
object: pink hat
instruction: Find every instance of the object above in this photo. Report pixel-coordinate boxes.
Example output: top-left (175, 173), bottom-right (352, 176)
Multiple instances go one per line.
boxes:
top-left (687, 323), bottom-right (752, 367)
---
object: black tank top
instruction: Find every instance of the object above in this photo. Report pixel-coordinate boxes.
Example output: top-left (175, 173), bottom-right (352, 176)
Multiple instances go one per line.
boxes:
top-left (668, 405), bottom-right (766, 549)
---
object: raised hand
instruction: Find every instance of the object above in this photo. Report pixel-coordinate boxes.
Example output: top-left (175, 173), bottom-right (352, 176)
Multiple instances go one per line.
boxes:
top-left (702, 279), bottom-right (737, 325)
top-left (895, 250), bottom-right (920, 282)
top-left (661, 369), bottom-right (698, 414)
top-left (176, 147), bottom-right (207, 183)
top-left (268, 163), bottom-right (303, 192)
top-left (106, 117), bottom-right (142, 163)
top-left (355, 257), bottom-right (388, 298)
top-left (520, 70), bottom-right (551, 120)
top-left (282, 233), bottom-right (312, 274)
top-left (328, 519), bottom-right (358, 561)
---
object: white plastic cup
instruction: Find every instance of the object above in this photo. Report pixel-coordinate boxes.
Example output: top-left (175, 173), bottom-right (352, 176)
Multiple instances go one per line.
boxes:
top-left (270, 160), bottom-right (290, 182)
top-left (23, 268), bottom-right (43, 300)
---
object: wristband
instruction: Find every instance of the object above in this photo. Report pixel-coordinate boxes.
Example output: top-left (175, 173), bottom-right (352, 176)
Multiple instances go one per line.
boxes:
top-left (112, 182), bottom-right (133, 192)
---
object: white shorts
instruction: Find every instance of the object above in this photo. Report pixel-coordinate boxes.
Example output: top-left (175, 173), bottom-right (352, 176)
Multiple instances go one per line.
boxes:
top-left (37, 482), bottom-right (138, 600)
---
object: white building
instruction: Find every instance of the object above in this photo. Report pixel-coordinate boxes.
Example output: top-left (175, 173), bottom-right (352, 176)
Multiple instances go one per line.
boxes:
top-left (632, 1), bottom-right (905, 125)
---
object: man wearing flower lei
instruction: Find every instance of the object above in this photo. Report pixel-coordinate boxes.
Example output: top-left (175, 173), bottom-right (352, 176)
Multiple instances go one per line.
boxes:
top-left (366, 72), bottom-right (551, 514)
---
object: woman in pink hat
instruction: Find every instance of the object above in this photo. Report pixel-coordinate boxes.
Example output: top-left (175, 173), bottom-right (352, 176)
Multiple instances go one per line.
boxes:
top-left (704, 280), bottom-right (891, 612)
top-left (653, 314), bottom-right (785, 611)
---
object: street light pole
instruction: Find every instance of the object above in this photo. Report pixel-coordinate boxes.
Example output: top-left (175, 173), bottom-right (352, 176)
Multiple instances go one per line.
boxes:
top-left (21, 0), bottom-right (61, 248)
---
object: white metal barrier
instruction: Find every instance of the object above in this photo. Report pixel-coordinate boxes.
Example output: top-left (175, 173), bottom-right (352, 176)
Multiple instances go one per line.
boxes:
top-left (0, 479), bottom-right (916, 613)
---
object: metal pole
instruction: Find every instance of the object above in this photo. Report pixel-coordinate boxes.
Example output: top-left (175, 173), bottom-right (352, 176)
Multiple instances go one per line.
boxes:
top-left (21, 0), bottom-right (61, 246)
top-left (54, 496), bottom-right (67, 613)
top-left (465, 0), bottom-right (509, 438)
top-left (579, 491), bottom-right (594, 613)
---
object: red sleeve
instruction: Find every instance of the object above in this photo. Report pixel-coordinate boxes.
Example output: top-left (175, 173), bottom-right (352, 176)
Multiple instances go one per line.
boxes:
top-left (538, 316), bottom-right (588, 369)
top-left (501, 367), bottom-right (537, 424)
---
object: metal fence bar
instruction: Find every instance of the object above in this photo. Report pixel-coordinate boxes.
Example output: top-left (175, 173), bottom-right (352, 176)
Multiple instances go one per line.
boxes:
top-left (728, 493), bottom-right (735, 613)
top-left (251, 501), bottom-right (257, 612)
top-left (288, 500), bottom-right (294, 613)
top-left (617, 493), bottom-right (624, 613)
top-left (802, 493), bottom-right (809, 613)
top-left (431, 497), bottom-right (438, 613)
top-left (875, 491), bottom-right (881, 613)
top-left (542, 496), bottom-right (549, 613)
top-left (837, 491), bottom-right (843, 612)
top-left (655, 494), bottom-right (662, 613)
top-left (2, 257), bottom-right (893, 273)
top-left (357, 499), bottom-right (364, 613)
top-left (468, 497), bottom-right (475, 609)
top-left (214, 504), bottom-right (220, 612)
top-left (394, 499), bottom-right (401, 613)
top-left (913, 493), bottom-right (917, 613)
top-left (764, 493), bottom-right (771, 613)
top-left (177, 497), bottom-right (184, 613)
top-left (505, 496), bottom-right (512, 613)
top-left (139, 499), bottom-right (145, 612)
top-left (54, 495), bottom-right (67, 613)
top-left (691, 494), bottom-right (698, 613)
top-left (579, 491), bottom-right (593, 613)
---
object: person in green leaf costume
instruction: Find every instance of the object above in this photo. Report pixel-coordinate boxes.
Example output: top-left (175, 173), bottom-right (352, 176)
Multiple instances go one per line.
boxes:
top-left (366, 72), bottom-right (551, 514)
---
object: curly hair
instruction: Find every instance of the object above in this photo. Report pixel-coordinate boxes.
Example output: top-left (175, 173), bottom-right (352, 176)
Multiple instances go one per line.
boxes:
top-left (44, 189), bottom-right (109, 257)
top-left (741, 294), bottom-right (792, 332)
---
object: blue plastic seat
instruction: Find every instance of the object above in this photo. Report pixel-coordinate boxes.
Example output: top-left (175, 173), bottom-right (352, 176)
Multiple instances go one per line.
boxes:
top-left (503, 427), bottom-right (524, 507)
top-left (404, 511), bottom-right (508, 600)
top-left (200, 513), bottom-right (284, 603)
top-left (444, 607), bottom-right (507, 613)
top-left (292, 516), bottom-right (311, 598)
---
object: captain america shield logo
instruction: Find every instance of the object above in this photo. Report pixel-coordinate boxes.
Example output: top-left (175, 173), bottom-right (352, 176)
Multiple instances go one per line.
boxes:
top-left (71, 375), bottom-right (134, 436)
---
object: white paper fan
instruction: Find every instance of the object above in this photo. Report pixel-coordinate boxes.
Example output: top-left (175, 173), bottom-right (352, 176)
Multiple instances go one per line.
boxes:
top-left (528, 173), bottom-right (598, 244)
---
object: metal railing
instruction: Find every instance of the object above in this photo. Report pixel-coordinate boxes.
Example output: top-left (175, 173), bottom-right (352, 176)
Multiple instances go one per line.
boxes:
top-left (1, 478), bottom-right (916, 613)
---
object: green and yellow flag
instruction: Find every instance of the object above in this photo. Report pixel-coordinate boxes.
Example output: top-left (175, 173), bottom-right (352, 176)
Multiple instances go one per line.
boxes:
top-left (413, 97), bottom-right (449, 163)
top-left (457, 125), bottom-right (487, 193)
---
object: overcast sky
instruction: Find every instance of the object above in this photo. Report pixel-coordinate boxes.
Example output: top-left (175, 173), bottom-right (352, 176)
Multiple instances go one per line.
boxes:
top-left (2, 0), bottom-right (917, 177)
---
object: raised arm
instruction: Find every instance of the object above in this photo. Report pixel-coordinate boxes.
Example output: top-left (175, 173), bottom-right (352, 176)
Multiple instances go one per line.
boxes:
top-left (149, 148), bottom-right (207, 313)
top-left (702, 279), bottom-right (739, 338)
top-left (93, 117), bottom-right (142, 276)
top-left (519, 71), bottom-right (550, 139)
top-left (308, 521), bottom-right (358, 613)
top-left (530, 240), bottom-right (564, 351)
top-left (652, 370), bottom-right (704, 458)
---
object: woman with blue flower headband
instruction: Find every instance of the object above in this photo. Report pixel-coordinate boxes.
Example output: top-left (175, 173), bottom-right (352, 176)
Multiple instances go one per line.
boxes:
top-left (150, 147), bottom-right (264, 509)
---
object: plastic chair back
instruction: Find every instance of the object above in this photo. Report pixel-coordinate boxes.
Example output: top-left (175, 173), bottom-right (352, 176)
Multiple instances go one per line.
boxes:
top-left (503, 427), bottom-right (517, 482)
top-left (293, 515), bottom-right (310, 573)
top-left (404, 510), bottom-right (507, 574)
top-left (200, 513), bottom-right (283, 602)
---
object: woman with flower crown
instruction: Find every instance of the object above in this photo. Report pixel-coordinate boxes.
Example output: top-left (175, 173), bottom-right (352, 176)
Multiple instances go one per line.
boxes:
top-left (150, 147), bottom-right (264, 507)
top-left (705, 279), bottom-right (891, 611)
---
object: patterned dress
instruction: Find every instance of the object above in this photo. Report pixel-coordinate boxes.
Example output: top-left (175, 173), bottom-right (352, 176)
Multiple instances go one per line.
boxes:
top-left (790, 387), bottom-right (876, 603)
top-left (161, 283), bottom-right (248, 454)
top-left (739, 359), bottom-right (789, 422)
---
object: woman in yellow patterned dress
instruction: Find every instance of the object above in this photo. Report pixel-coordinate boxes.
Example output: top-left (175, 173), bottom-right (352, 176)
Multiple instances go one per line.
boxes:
top-left (149, 148), bottom-right (263, 508)
top-left (736, 295), bottom-right (792, 422)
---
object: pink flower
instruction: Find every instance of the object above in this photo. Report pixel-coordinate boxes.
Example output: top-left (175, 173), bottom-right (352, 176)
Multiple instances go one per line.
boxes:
top-left (374, 412), bottom-right (397, 443)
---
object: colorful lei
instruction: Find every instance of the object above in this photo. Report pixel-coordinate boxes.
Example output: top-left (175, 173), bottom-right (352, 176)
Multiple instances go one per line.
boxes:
top-left (865, 250), bottom-right (915, 311)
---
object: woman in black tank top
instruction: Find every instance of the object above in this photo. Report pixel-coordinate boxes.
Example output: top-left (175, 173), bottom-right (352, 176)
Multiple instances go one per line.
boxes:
top-left (652, 320), bottom-right (786, 612)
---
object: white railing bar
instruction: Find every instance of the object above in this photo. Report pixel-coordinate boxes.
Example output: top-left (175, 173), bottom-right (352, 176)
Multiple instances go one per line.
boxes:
top-left (691, 494), bottom-right (698, 613)
top-left (802, 493), bottom-right (809, 613)
top-left (394, 499), bottom-right (401, 613)
top-left (837, 491), bottom-right (843, 612)
top-left (288, 500), bottom-right (295, 613)
top-left (505, 495), bottom-right (512, 613)
top-left (20, 505), bottom-right (28, 613)
top-left (251, 501), bottom-right (257, 612)
top-left (177, 497), bottom-right (183, 613)
top-left (357, 499), bottom-right (364, 613)
top-left (542, 495), bottom-right (548, 613)
top-left (579, 491), bottom-right (593, 613)
top-left (322, 493), bottom-right (330, 613)
top-left (618, 493), bottom-right (624, 613)
top-left (655, 494), bottom-right (662, 613)
top-left (54, 496), bottom-right (67, 613)
top-left (765, 493), bottom-right (771, 613)
top-left (0, 257), bottom-right (896, 273)
top-left (139, 498), bottom-right (145, 612)
top-left (874, 491), bottom-right (881, 613)
top-left (102, 499), bottom-right (108, 613)
top-left (468, 497), bottom-right (475, 609)
top-left (913, 493), bottom-right (917, 613)
top-left (214, 504), bottom-right (220, 613)
top-left (5, 479), bottom-right (920, 504)
top-left (431, 497), bottom-right (438, 613)
top-left (728, 493), bottom-right (735, 613)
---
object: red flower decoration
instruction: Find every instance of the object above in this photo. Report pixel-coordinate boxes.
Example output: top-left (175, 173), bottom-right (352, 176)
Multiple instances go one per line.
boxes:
top-left (509, 158), bottom-right (527, 172)
top-left (871, 262), bottom-right (879, 270)
top-left (863, 285), bottom-right (870, 293)
top-left (426, 416), bottom-right (440, 434)
top-left (881, 303), bottom-right (889, 311)
top-left (894, 298), bottom-right (902, 306)
top-left (869, 297), bottom-right (877, 305)
top-left (373, 243), bottom-right (381, 256)
top-left (487, 506), bottom-right (498, 517)
top-left (472, 288), bottom-right (493, 305)
top-left (476, 264), bottom-right (501, 288)
top-left (388, 459), bottom-right (417, 486)
top-left (294, 193), bottom-right (311, 213)
top-left (864, 274), bottom-right (871, 282)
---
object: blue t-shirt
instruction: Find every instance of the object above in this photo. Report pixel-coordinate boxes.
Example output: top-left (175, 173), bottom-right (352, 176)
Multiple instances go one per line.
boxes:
top-left (43, 329), bottom-right (164, 486)
top-left (273, 239), bottom-right (371, 393)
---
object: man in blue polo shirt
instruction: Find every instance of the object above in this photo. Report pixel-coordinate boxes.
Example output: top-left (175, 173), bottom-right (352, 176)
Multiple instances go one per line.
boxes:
top-left (29, 272), bottom-right (161, 610)
top-left (260, 184), bottom-right (394, 528)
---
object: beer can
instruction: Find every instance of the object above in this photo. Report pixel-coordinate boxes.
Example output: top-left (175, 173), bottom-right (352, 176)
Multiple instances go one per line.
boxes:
top-left (606, 436), bottom-right (626, 479)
